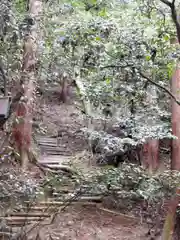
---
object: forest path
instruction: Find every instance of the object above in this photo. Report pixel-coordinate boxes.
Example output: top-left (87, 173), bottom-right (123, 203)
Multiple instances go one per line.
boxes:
top-left (1, 93), bottom-right (150, 239)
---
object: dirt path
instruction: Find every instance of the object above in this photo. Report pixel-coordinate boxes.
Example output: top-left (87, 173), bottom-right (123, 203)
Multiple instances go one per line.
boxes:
top-left (28, 92), bottom-right (150, 239)
top-left (28, 206), bottom-right (148, 240)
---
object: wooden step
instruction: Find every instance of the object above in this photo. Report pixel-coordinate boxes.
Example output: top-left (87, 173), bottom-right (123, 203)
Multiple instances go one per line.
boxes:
top-left (40, 146), bottom-right (67, 150)
top-left (48, 196), bottom-right (103, 202)
top-left (42, 149), bottom-right (72, 155)
top-left (24, 200), bottom-right (100, 207)
top-left (16, 206), bottom-right (58, 211)
top-left (36, 137), bottom-right (57, 143)
top-left (7, 221), bottom-right (36, 226)
top-left (0, 232), bottom-right (15, 238)
top-left (38, 155), bottom-right (71, 165)
top-left (38, 142), bottom-right (58, 147)
top-left (52, 192), bottom-right (102, 197)
top-left (5, 216), bottom-right (46, 222)
top-left (6, 212), bottom-right (50, 217)
top-left (44, 164), bottom-right (70, 169)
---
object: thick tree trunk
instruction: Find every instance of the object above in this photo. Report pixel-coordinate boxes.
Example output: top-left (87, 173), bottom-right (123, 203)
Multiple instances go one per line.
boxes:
top-left (12, 0), bottom-right (42, 169)
top-left (143, 85), bottom-right (159, 172)
top-left (171, 63), bottom-right (180, 170)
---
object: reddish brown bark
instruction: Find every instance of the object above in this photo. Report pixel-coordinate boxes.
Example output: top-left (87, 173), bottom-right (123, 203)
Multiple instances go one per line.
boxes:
top-left (142, 140), bottom-right (159, 171)
top-left (146, 139), bottom-right (159, 172)
top-left (12, 0), bottom-right (42, 169)
top-left (142, 85), bottom-right (159, 172)
top-left (171, 64), bottom-right (180, 170)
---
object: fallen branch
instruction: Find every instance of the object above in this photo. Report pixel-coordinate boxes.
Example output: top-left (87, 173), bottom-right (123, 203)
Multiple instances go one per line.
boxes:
top-left (98, 207), bottom-right (139, 223)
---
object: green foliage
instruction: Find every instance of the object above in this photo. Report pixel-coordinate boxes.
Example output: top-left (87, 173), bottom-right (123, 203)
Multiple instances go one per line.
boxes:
top-left (40, 0), bottom-right (176, 144)
top-left (14, 0), bottom-right (27, 13)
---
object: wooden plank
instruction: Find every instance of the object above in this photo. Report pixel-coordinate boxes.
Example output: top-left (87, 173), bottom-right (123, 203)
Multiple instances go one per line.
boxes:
top-left (48, 196), bottom-right (103, 202)
top-left (42, 155), bottom-right (72, 159)
top-left (39, 155), bottom-right (72, 162)
top-left (36, 138), bottom-right (57, 143)
top-left (40, 146), bottom-right (67, 150)
top-left (38, 161), bottom-right (60, 165)
top-left (17, 206), bottom-right (58, 211)
top-left (24, 201), bottom-right (99, 206)
top-left (45, 164), bottom-right (70, 169)
top-left (7, 221), bottom-right (36, 226)
top-left (0, 232), bottom-right (14, 237)
top-left (38, 142), bottom-right (57, 147)
top-left (45, 151), bottom-right (72, 156)
top-left (5, 216), bottom-right (47, 222)
top-left (7, 212), bottom-right (50, 217)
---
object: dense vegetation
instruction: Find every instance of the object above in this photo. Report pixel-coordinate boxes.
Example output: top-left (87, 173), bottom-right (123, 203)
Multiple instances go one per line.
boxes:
top-left (1, 0), bottom-right (180, 239)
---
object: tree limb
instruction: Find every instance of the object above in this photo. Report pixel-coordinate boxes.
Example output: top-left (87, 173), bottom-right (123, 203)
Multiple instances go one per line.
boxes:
top-left (138, 71), bottom-right (180, 105)
top-left (101, 64), bottom-right (180, 105)
top-left (160, 0), bottom-right (180, 43)
top-left (160, 0), bottom-right (172, 7)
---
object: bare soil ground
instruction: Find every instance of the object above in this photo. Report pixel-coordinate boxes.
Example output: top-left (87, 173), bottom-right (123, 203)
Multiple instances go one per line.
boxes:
top-left (36, 92), bottom-right (88, 153)
top-left (27, 206), bottom-right (148, 240)
top-left (30, 90), bottom-right (150, 239)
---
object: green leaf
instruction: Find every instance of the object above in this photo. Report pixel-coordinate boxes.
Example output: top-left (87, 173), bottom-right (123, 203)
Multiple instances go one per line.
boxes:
top-left (167, 63), bottom-right (174, 78)
top-left (105, 78), bottom-right (111, 84)
top-left (163, 35), bottom-right (170, 41)
top-left (146, 55), bottom-right (151, 61)
top-left (95, 36), bottom-right (101, 41)
top-left (98, 8), bottom-right (107, 17)
top-left (90, 0), bottom-right (97, 4)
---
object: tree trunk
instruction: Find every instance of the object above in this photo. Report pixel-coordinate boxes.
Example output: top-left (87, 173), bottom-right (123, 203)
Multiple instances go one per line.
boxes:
top-left (146, 139), bottom-right (159, 172)
top-left (170, 32), bottom-right (180, 170)
top-left (171, 63), bottom-right (180, 170)
top-left (143, 84), bottom-right (159, 172)
top-left (12, 0), bottom-right (42, 170)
